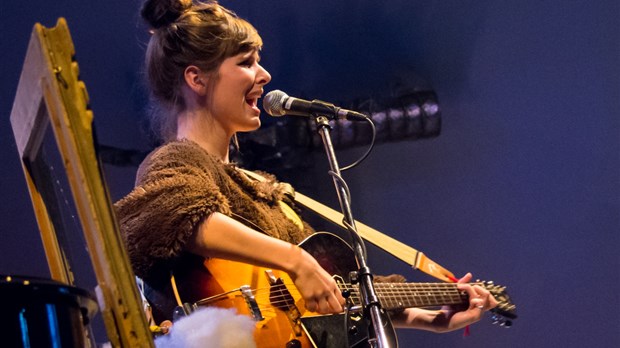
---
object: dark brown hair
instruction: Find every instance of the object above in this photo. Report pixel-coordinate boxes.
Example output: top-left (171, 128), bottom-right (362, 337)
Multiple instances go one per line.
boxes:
top-left (141, 0), bottom-right (263, 141)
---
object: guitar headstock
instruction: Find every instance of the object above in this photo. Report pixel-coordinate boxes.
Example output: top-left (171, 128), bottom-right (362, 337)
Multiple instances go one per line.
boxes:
top-left (479, 280), bottom-right (517, 327)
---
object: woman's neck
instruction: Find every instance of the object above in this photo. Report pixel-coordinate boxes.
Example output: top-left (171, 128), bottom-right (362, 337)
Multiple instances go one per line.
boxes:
top-left (177, 110), bottom-right (231, 163)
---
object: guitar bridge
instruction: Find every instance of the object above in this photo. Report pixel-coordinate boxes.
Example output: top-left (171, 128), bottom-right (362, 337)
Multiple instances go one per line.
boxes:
top-left (240, 285), bottom-right (264, 321)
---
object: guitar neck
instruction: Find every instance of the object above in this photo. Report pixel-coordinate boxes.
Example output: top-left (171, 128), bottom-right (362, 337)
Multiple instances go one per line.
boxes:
top-left (341, 282), bottom-right (470, 310)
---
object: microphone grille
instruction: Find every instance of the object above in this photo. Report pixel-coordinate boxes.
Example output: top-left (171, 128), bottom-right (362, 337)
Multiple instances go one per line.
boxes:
top-left (262, 90), bottom-right (288, 116)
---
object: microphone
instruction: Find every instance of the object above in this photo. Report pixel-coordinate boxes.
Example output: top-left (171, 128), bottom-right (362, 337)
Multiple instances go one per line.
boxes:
top-left (262, 90), bottom-right (368, 121)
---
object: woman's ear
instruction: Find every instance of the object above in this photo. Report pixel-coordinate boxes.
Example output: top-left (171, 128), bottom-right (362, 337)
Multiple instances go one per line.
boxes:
top-left (184, 65), bottom-right (208, 96)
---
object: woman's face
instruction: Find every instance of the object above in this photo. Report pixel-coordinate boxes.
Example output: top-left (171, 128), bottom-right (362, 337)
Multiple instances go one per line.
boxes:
top-left (208, 49), bottom-right (271, 134)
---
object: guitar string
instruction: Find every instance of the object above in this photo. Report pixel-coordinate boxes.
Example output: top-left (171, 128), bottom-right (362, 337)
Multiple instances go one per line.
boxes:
top-left (271, 284), bottom-right (511, 309)
top-left (252, 292), bottom-right (465, 311)
top-left (210, 282), bottom-right (511, 317)
top-left (246, 282), bottom-right (496, 301)
top-left (233, 295), bottom-right (511, 321)
top-left (256, 283), bottom-right (467, 301)
top-left (248, 292), bottom-right (507, 314)
top-left (247, 283), bottom-right (471, 310)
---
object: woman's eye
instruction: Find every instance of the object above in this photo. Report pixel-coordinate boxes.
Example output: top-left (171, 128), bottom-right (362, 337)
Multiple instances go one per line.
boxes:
top-left (240, 60), bottom-right (254, 67)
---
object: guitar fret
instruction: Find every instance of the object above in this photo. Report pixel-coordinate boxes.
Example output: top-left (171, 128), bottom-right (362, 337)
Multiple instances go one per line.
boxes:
top-left (340, 282), bottom-right (469, 310)
top-left (383, 283), bottom-right (393, 308)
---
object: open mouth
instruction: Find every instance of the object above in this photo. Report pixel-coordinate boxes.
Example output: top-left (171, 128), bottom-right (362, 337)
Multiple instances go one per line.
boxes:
top-left (245, 96), bottom-right (261, 116)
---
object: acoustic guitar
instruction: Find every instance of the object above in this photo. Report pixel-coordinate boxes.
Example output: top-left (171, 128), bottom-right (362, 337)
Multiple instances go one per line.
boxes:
top-left (173, 232), bottom-right (517, 348)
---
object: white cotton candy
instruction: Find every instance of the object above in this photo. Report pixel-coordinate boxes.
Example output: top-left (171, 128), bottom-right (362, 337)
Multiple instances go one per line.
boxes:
top-left (155, 307), bottom-right (256, 348)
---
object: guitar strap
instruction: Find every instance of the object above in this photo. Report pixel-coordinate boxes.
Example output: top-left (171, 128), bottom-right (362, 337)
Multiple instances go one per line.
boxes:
top-left (294, 192), bottom-right (456, 282)
top-left (295, 192), bottom-right (455, 282)
top-left (238, 168), bottom-right (456, 283)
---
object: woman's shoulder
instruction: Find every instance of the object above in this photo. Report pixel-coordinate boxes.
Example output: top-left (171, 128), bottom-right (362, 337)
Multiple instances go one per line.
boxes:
top-left (136, 140), bottom-right (223, 183)
top-left (145, 140), bottom-right (222, 165)
top-left (149, 139), bottom-right (209, 160)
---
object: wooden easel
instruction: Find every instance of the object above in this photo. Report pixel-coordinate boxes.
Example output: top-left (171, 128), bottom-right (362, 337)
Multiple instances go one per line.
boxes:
top-left (10, 18), bottom-right (153, 347)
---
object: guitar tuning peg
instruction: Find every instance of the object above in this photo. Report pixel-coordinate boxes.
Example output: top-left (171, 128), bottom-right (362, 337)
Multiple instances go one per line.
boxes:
top-left (490, 315), bottom-right (513, 328)
top-left (481, 280), bottom-right (496, 288)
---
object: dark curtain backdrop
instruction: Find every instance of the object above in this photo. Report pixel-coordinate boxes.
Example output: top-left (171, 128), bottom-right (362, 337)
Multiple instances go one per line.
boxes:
top-left (1, 1), bottom-right (618, 347)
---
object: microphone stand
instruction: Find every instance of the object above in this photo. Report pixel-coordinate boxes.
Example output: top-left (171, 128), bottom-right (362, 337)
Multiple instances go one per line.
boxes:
top-left (313, 115), bottom-right (397, 348)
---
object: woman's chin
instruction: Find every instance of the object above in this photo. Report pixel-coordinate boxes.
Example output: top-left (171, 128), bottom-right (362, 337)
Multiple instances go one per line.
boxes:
top-left (238, 119), bottom-right (261, 133)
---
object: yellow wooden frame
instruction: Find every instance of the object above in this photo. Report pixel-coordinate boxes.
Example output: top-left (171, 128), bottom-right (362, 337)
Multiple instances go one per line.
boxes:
top-left (10, 18), bottom-right (154, 347)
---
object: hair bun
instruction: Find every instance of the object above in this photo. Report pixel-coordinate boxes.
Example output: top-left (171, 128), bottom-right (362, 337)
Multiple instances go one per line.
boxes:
top-left (141, 0), bottom-right (193, 29)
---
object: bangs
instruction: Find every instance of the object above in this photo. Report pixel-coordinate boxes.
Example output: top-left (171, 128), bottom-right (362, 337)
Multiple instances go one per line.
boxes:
top-left (224, 16), bottom-right (263, 57)
top-left (189, 3), bottom-right (263, 58)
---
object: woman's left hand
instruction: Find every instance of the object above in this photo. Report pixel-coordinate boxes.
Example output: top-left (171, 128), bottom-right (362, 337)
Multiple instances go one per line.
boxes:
top-left (439, 272), bottom-right (499, 331)
top-left (391, 272), bottom-right (499, 332)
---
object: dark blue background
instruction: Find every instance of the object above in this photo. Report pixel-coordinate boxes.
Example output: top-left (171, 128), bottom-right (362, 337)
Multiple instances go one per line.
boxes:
top-left (1, 1), bottom-right (618, 347)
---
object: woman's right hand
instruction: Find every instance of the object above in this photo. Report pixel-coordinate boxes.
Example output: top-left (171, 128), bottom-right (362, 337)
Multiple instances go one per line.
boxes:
top-left (189, 213), bottom-right (345, 314)
top-left (287, 246), bottom-right (345, 314)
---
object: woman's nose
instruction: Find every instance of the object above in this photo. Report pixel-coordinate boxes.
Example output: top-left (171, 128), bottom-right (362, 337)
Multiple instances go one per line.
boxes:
top-left (256, 64), bottom-right (271, 85)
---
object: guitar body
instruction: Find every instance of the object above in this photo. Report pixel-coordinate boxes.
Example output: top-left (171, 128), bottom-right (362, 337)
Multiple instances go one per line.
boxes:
top-left (169, 232), bottom-right (516, 347)
top-left (201, 258), bottom-right (313, 347)
top-left (174, 232), bottom-right (371, 348)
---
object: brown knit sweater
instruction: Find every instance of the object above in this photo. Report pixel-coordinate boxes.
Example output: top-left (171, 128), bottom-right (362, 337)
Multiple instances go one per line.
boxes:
top-left (114, 140), bottom-right (313, 283)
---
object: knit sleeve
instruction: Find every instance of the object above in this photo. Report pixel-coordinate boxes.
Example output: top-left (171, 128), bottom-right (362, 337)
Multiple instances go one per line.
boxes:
top-left (114, 142), bottom-right (231, 279)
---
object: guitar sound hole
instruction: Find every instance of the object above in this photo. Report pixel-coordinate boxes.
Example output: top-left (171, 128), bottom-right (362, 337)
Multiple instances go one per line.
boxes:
top-left (270, 278), bottom-right (295, 311)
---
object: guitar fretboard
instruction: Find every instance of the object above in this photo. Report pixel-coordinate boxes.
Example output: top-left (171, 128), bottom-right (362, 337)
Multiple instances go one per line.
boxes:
top-left (338, 282), bottom-right (472, 310)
